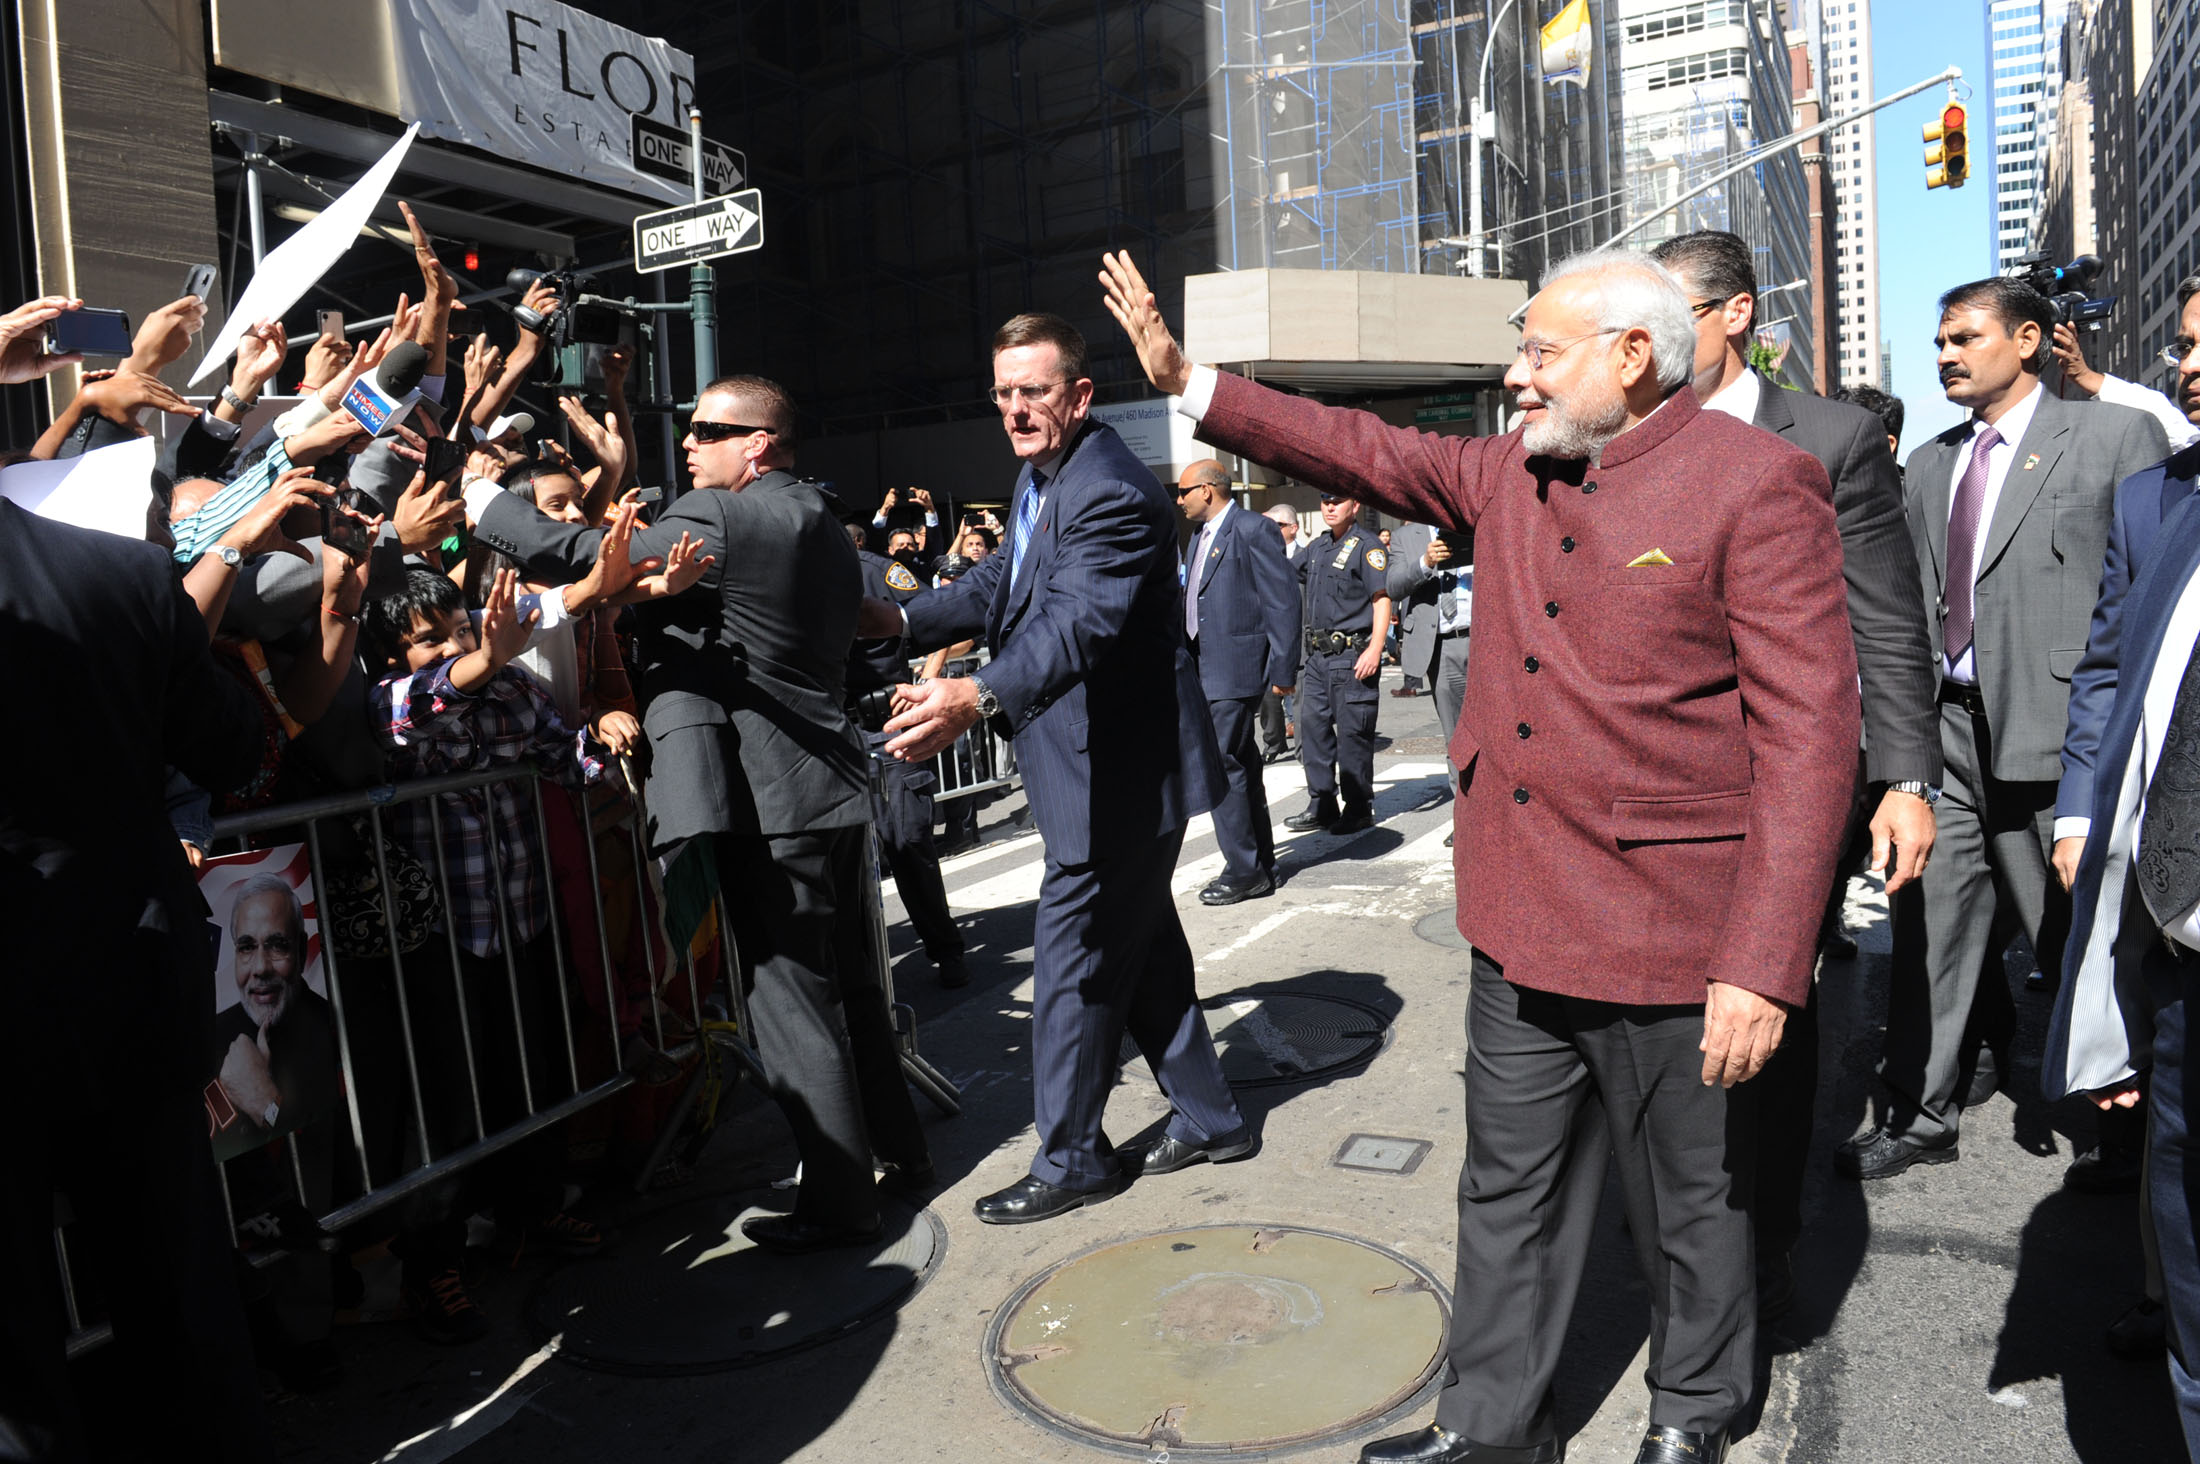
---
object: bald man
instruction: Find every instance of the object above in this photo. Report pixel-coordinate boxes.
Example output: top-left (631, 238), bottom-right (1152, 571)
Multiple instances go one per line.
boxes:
top-left (1177, 460), bottom-right (1301, 902)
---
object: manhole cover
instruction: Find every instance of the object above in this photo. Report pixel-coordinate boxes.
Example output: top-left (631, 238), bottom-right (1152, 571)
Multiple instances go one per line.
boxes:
top-left (1414, 908), bottom-right (1470, 951)
top-left (1120, 990), bottom-right (1391, 1088)
top-left (986, 1224), bottom-right (1448, 1455)
top-left (528, 1188), bottom-right (943, 1374)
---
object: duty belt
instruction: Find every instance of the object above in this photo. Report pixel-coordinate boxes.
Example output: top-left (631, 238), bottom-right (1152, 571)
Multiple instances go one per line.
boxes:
top-left (847, 686), bottom-right (898, 734)
top-left (1305, 628), bottom-right (1373, 655)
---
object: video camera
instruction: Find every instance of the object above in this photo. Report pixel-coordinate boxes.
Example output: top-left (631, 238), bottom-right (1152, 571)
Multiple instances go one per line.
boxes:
top-left (2011, 253), bottom-right (2116, 332)
top-left (505, 268), bottom-right (655, 392)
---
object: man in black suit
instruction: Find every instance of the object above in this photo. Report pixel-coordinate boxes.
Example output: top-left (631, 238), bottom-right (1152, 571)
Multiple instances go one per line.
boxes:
top-left (1653, 230), bottom-right (1943, 1307)
top-left (1176, 459), bottom-right (1300, 905)
top-left (0, 489), bottom-right (275, 1460)
top-left (468, 375), bottom-right (930, 1252)
top-left (881, 314), bottom-right (1247, 1224)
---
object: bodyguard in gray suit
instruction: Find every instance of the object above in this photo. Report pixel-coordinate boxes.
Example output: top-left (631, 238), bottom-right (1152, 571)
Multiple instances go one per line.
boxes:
top-left (470, 375), bottom-right (929, 1251)
top-left (1387, 522), bottom-right (1472, 762)
top-left (1839, 278), bottom-right (2171, 1180)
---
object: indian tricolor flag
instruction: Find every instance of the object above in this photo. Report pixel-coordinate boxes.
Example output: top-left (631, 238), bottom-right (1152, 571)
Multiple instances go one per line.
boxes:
top-left (1541, 0), bottom-right (1594, 88)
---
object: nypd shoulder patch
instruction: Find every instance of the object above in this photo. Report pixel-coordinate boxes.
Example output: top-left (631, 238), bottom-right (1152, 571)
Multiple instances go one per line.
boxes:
top-left (1366, 547), bottom-right (1388, 572)
top-left (885, 561), bottom-right (922, 592)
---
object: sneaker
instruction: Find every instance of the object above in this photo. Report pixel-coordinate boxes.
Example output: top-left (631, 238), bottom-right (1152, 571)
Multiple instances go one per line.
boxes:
top-left (522, 1212), bottom-right (607, 1259)
top-left (404, 1268), bottom-right (490, 1345)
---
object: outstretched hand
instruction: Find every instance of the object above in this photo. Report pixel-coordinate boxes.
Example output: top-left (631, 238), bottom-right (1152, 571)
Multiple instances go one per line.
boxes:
top-left (1098, 251), bottom-right (1192, 396)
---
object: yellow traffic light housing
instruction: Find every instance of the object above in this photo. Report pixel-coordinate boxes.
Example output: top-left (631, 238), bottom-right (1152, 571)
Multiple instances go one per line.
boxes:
top-left (1924, 102), bottom-right (1969, 189)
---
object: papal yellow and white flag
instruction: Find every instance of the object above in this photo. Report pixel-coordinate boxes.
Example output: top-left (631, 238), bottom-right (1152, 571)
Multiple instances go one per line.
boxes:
top-left (1540, 0), bottom-right (1594, 88)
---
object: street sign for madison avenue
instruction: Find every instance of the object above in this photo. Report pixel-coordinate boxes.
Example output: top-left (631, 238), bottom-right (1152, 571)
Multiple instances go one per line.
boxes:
top-left (633, 190), bottom-right (765, 272)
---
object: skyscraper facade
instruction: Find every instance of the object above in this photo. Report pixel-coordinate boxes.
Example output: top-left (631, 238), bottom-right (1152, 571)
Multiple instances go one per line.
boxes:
top-left (1986, 0), bottom-right (2072, 272)
top-left (1818, 0), bottom-right (1881, 386)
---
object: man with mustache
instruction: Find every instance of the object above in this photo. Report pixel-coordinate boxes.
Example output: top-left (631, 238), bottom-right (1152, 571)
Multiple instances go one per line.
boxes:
top-left (207, 874), bottom-right (337, 1148)
top-left (1839, 278), bottom-right (2171, 1181)
top-left (1102, 247), bottom-right (1858, 1464)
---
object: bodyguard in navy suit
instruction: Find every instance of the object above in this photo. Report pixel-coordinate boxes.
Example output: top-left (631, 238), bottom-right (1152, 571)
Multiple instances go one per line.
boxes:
top-left (883, 313), bottom-right (1249, 1223)
top-left (2048, 481), bottom-right (2200, 1455)
top-left (1176, 458), bottom-right (1301, 905)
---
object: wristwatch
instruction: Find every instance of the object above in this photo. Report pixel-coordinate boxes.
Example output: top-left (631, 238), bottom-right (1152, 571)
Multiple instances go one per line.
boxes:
top-left (971, 676), bottom-right (1001, 721)
top-left (1886, 780), bottom-right (1941, 805)
top-left (220, 384), bottom-right (257, 413)
top-left (209, 544), bottom-right (243, 570)
top-left (260, 1100), bottom-right (281, 1129)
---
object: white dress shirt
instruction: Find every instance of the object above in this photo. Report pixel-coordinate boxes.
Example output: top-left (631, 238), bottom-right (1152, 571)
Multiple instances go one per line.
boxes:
top-left (1943, 381), bottom-right (2046, 685)
top-left (1185, 498), bottom-right (1231, 638)
top-left (2135, 566), bottom-right (2200, 948)
top-left (1700, 367), bottom-right (1763, 425)
top-left (2095, 372), bottom-right (2200, 450)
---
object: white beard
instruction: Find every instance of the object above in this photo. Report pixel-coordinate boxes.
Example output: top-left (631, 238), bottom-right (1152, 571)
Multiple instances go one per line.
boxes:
top-left (1522, 389), bottom-right (1628, 460)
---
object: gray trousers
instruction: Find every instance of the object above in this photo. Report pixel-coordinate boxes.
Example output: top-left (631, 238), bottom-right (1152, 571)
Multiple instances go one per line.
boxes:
top-left (1435, 953), bottom-right (1757, 1446)
top-left (1429, 629), bottom-right (1470, 760)
top-left (1882, 697), bottom-right (2066, 1145)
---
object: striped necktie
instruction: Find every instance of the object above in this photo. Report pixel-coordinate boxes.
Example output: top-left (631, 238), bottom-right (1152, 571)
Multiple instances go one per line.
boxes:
top-left (1010, 468), bottom-right (1044, 584)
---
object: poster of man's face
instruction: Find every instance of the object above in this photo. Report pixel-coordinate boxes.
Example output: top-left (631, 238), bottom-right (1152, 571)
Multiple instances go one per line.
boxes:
top-left (199, 845), bottom-right (338, 1163)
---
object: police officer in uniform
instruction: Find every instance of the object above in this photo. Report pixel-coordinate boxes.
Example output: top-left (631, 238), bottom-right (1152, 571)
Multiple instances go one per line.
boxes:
top-left (848, 524), bottom-right (970, 988)
top-left (1286, 492), bottom-right (1392, 836)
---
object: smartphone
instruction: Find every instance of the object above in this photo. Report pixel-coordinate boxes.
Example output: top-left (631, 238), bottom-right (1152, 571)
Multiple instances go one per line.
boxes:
top-left (631, 485), bottom-right (663, 505)
top-left (45, 307), bottom-right (134, 359)
top-left (424, 436), bottom-right (470, 489)
top-left (181, 263), bottom-right (218, 301)
top-left (321, 488), bottom-right (376, 562)
top-left (1435, 528), bottom-right (1474, 560)
top-left (317, 308), bottom-right (344, 339)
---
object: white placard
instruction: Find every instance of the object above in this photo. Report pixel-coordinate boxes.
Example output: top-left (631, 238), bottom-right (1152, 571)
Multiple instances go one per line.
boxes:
top-left (1090, 397), bottom-right (1199, 472)
top-left (390, 0), bottom-right (696, 205)
top-left (0, 437), bottom-right (159, 540)
top-left (190, 125), bottom-right (420, 386)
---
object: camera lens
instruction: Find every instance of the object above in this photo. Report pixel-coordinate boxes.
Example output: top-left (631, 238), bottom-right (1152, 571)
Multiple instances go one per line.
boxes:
top-left (506, 268), bottom-right (545, 295)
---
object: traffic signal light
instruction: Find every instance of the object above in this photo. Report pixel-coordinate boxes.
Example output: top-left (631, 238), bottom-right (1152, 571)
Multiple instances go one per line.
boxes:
top-left (1925, 103), bottom-right (1969, 189)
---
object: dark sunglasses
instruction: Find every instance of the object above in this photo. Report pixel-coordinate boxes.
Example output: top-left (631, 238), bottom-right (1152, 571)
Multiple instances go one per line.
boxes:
top-left (688, 421), bottom-right (774, 443)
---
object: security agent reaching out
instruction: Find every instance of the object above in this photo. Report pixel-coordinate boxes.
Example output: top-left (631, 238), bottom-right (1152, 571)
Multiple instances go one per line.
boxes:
top-left (1287, 492), bottom-right (1393, 836)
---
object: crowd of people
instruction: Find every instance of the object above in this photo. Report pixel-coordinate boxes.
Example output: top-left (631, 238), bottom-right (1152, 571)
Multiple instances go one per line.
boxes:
top-left (7, 203), bottom-right (2200, 1464)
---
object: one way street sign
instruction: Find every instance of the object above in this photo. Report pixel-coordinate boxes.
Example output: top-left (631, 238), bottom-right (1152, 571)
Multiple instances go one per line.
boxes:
top-left (629, 114), bottom-right (746, 195)
top-left (633, 190), bottom-right (765, 272)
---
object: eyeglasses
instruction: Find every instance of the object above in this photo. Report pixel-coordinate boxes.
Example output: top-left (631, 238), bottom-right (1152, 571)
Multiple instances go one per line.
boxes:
top-left (1514, 328), bottom-right (1623, 370)
top-left (987, 381), bottom-right (1064, 407)
top-left (2158, 338), bottom-right (2199, 369)
top-left (688, 421), bottom-right (773, 443)
top-left (1689, 296), bottom-right (1733, 319)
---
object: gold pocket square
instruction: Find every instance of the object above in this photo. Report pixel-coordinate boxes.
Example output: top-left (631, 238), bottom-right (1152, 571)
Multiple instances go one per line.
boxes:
top-left (1626, 549), bottom-right (1675, 568)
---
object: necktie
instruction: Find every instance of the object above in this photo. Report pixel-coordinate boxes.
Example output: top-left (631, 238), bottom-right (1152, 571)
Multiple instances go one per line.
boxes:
top-left (1186, 521), bottom-right (1214, 638)
top-left (1942, 422), bottom-right (2004, 663)
top-left (2141, 645), bottom-right (2200, 928)
top-left (1010, 468), bottom-right (1043, 585)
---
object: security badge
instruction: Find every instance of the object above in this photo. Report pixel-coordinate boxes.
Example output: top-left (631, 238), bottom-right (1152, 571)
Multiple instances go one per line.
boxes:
top-left (885, 561), bottom-right (922, 592)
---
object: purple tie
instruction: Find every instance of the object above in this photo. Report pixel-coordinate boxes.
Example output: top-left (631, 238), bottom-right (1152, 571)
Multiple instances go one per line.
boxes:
top-left (1943, 423), bottom-right (2003, 663)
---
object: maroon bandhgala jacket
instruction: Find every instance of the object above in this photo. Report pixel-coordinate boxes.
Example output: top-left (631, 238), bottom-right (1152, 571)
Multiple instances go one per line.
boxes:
top-left (1199, 373), bottom-right (1859, 1009)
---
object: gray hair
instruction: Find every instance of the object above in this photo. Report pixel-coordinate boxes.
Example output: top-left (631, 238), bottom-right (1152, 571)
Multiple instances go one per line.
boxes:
top-left (1537, 248), bottom-right (1697, 393)
top-left (231, 873), bottom-right (304, 939)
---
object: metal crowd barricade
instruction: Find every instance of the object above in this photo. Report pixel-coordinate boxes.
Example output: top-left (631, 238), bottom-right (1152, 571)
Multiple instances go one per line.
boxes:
top-left (926, 652), bottom-right (1019, 804)
top-left (54, 763), bottom-right (762, 1358)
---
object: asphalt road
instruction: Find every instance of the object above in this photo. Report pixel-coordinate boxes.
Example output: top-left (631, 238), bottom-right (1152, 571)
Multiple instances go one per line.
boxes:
top-left (259, 673), bottom-right (2183, 1463)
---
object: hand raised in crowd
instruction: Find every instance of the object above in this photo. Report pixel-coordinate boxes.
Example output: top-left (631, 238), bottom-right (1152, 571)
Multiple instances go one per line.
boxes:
top-left (463, 333), bottom-right (503, 402)
top-left (284, 407), bottom-right (370, 466)
top-left (477, 567), bottom-right (538, 671)
top-left (879, 485), bottom-right (901, 513)
top-left (219, 320), bottom-right (287, 421)
top-left (910, 487), bottom-right (934, 513)
top-left (2052, 321), bottom-right (2105, 396)
top-left (0, 294), bottom-right (84, 383)
top-left (1699, 981), bottom-right (1785, 1088)
top-left (1423, 536), bottom-right (1453, 569)
top-left (591, 709), bottom-right (641, 755)
top-left (300, 321), bottom-right (351, 393)
top-left (123, 294), bottom-right (207, 377)
top-left (322, 505), bottom-right (381, 600)
top-left (601, 342), bottom-right (634, 391)
top-left (312, 323), bottom-right (390, 408)
top-left (558, 393), bottom-right (628, 481)
top-left (612, 529), bottom-right (714, 605)
top-left (80, 369), bottom-right (200, 430)
top-left (219, 466), bottom-right (329, 563)
top-left (1099, 250), bottom-right (1192, 396)
top-left (391, 470), bottom-right (465, 552)
top-left (564, 496), bottom-right (658, 612)
top-left (514, 279), bottom-right (560, 344)
top-left (399, 201), bottom-right (463, 312)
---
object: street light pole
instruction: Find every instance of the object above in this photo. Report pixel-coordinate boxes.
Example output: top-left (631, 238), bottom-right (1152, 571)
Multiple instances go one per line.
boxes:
top-left (1466, 0), bottom-right (1521, 279)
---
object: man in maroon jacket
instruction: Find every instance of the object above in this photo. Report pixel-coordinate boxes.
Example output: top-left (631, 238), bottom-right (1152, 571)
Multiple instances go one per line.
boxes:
top-left (1102, 249), bottom-right (1859, 1464)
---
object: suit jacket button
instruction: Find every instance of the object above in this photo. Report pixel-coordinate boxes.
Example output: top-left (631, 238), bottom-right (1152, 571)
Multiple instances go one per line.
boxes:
top-left (1524, 655), bottom-right (1539, 672)
top-left (1560, 536), bottom-right (1575, 553)
top-left (1517, 722), bottom-right (1531, 739)
top-left (1545, 601), bottom-right (1560, 618)
top-left (1513, 787), bottom-right (1530, 804)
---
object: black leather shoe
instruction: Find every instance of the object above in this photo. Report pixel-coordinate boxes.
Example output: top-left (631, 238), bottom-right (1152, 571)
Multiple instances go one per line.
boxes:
top-left (739, 1213), bottom-right (882, 1255)
top-left (1633, 1426), bottom-right (1726, 1463)
top-left (1128, 1132), bottom-right (1257, 1176)
top-left (1833, 1126), bottom-right (1958, 1180)
top-left (1329, 807), bottom-right (1376, 835)
top-left (1443, 830), bottom-right (1454, 848)
top-left (1358, 1423), bottom-right (1561, 1463)
top-left (1200, 872), bottom-right (1274, 906)
top-left (973, 1175), bottom-right (1114, 1225)
top-left (1285, 798), bottom-right (1340, 832)
top-left (935, 953), bottom-right (971, 989)
top-left (2064, 1140), bottom-right (2143, 1194)
top-left (2105, 1297), bottom-right (2168, 1357)
top-left (877, 1161), bottom-right (936, 1199)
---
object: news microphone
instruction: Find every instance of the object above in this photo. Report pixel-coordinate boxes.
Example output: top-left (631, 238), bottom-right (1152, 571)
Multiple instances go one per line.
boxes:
top-left (341, 340), bottom-right (429, 436)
